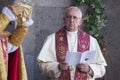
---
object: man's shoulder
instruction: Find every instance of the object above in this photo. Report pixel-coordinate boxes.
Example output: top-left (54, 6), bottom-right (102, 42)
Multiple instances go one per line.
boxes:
top-left (46, 33), bottom-right (55, 40)
top-left (90, 35), bottom-right (98, 43)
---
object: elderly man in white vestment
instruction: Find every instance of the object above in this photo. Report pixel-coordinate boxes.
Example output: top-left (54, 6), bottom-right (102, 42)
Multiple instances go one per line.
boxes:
top-left (37, 6), bottom-right (107, 80)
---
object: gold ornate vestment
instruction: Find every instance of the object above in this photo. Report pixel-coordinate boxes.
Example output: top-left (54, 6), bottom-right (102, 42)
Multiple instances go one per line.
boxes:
top-left (0, 12), bottom-right (28, 80)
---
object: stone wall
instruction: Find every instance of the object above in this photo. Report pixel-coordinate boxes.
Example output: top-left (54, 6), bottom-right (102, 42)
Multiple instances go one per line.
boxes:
top-left (101, 0), bottom-right (120, 80)
top-left (0, 0), bottom-right (120, 80)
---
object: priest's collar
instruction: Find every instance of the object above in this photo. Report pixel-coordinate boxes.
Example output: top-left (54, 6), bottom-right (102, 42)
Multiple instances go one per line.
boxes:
top-left (66, 30), bottom-right (78, 36)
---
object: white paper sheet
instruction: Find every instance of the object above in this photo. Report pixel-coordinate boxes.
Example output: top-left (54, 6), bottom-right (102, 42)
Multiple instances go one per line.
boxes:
top-left (80, 50), bottom-right (96, 63)
top-left (65, 50), bottom-right (96, 66)
top-left (65, 51), bottom-right (82, 66)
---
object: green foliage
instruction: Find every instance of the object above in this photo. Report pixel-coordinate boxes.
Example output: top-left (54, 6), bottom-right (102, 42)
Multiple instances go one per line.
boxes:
top-left (73, 0), bottom-right (107, 42)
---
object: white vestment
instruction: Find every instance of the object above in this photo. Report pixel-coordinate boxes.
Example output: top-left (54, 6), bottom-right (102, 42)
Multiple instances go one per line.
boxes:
top-left (37, 31), bottom-right (107, 80)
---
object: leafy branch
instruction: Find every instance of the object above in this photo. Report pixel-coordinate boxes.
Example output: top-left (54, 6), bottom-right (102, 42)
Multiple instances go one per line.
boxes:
top-left (73, 0), bottom-right (107, 42)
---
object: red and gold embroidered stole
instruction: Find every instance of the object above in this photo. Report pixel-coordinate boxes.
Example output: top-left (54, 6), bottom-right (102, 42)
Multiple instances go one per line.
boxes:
top-left (55, 27), bottom-right (90, 80)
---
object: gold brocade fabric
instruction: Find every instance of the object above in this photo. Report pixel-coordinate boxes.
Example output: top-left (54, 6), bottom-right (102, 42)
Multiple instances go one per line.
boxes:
top-left (0, 13), bottom-right (10, 36)
top-left (0, 14), bottom-right (10, 80)
top-left (16, 4), bottom-right (32, 25)
top-left (0, 45), bottom-right (28, 80)
top-left (0, 13), bottom-right (27, 80)
top-left (19, 46), bottom-right (28, 80)
top-left (9, 25), bottom-right (28, 46)
top-left (0, 41), bottom-right (7, 80)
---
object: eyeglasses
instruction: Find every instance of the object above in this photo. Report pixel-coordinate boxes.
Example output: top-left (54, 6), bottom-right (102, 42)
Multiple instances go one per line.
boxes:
top-left (65, 16), bottom-right (80, 20)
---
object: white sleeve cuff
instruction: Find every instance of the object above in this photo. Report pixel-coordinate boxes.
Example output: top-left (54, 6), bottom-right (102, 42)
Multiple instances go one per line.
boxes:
top-left (8, 42), bottom-right (18, 53)
top-left (24, 19), bottom-right (34, 27)
top-left (2, 7), bottom-right (16, 21)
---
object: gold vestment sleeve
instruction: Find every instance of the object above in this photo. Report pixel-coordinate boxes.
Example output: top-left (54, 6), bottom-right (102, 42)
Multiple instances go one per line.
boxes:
top-left (0, 13), bottom-right (10, 35)
top-left (9, 25), bottom-right (28, 46)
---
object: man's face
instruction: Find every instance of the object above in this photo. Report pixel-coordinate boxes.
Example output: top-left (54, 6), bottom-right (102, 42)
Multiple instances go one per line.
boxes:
top-left (64, 8), bottom-right (82, 32)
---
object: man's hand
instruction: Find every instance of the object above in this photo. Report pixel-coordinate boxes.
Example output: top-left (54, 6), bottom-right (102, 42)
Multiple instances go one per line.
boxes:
top-left (77, 63), bottom-right (90, 73)
top-left (58, 61), bottom-right (69, 71)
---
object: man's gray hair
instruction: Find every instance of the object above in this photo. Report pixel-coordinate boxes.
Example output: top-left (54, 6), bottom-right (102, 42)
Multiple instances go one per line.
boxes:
top-left (65, 6), bottom-right (82, 18)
